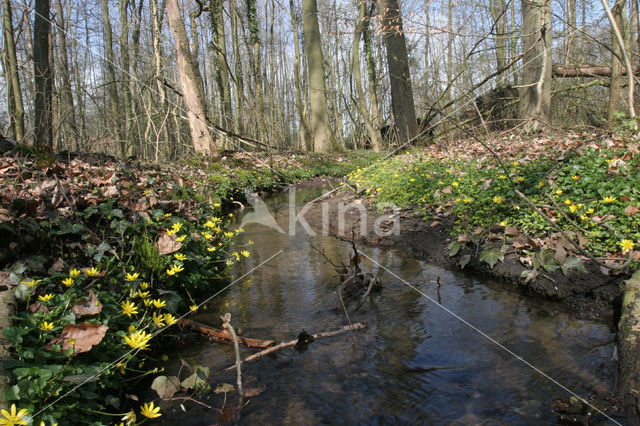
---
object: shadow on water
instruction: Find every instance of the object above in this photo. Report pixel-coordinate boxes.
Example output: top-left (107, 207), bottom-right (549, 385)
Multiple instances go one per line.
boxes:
top-left (160, 183), bottom-right (617, 424)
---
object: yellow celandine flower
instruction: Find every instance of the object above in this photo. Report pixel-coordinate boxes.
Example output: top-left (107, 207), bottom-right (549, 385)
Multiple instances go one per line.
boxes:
top-left (0, 404), bottom-right (29, 425)
top-left (62, 277), bottom-right (74, 287)
top-left (493, 196), bottom-right (503, 204)
top-left (603, 196), bottom-right (617, 203)
top-left (162, 355), bottom-right (169, 361)
top-left (121, 300), bottom-right (139, 317)
top-left (564, 199), bottom-right (572, 205)
top-left (137, 290), bottom-right (150, 299)
top-left (176, 235), bottom-right (186, 242)
top-left (224, 232), bottom-right (234, 238)
top-left (151, 299), bottom-right (166, 309)
top-left (228, 213), bottom-right (233, 217)
top-left (463, 197), bottom-right (472, 203)
top-left (409, 178), bottom-right (415, 182)
top-left (226, 259), bottom-right (235, 266)
top-left (498, 174), bottom-right (506, 180)
top-left (213, 202), bottom-right (221, 208)
top-left (39, 321), bottom-right (54, 332)
top-left (152, 312), bottom-right (165, 327)
top-left (202, 232), bottom-right (213, 240)
top-left (125, 330), bottom-right (152, 350)
top-left (571, 175), bottom-right (579, 181)
top-left (517, 176), bottom-right (525, 182)
top-left (69, 268), bottom-right (81, 278)
top-left (166, 264), bottom-right (184, 275)
top-left (38, 294), bottom-right (54, 302)
top-left (537, 181), bottom-right (545, 188)
top-left (569, 204), bottom-right (578, 213)
top-left (511, 161), bottom-right (519, 167)
top-left (240, 250), bottom-right (250, 258)
top-left (555, 189), bottom-right (563, 195)
top-left (437, 180), bottom-right (444, 185)
top-left (143, 189), bottom-right (153, 195)
top-left (125, 272), bottom-right (139, 282)
top-left (499, 221), bottom-right (507, 227)
top-left (121, 410), bottom-right (136, 425)
top-left (207, 247), bottom-right (217, 252)
top-left (166, 229), bottom-right (177, 236)
top-left (452, 181), bottom-right (459, 187)
top-left (232, 252), bottom-right (240, 261)
top-left (621, 239), bottom-right (635, 253)
top-left (586, 208), bottom-right (595, 214)
top-left (580, 215), bottom-right (588, 221)
top-left (143, 299), bottom-right (152, 307)
top-left (189, 305), bottom-right (199, 312)
top-left (128, 325), bottom-right (136, 333)
top-left (164, 313), bottom-right (177, 325)
top-left (85, 267), bottom-right (100, 277)
top-left (68, 338), bottom-right (76, 346)
top-left (164, 213), bottom-right (172, 217)
top-left (140, 402), bottom-right (161, 419)
top-left (174, 253), bottom-right (187, 261)
top-left (140, 282), bottom-right (149, 290)
top-left (21, 279), bottom-right (41, 288)
top-left (171, 222), bottom-right (183, 232)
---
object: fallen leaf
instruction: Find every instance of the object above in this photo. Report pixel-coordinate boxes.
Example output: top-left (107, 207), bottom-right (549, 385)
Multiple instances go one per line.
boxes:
top-left (151, 375), bottom-right (181, 400)
top-left (244, 385), bottom-right (265, 398)
top-left (72, 290), bottom-right (102, 318)
top-left (624, 205), bottom-right (639, 217)
top-left (47, 322), bottom-right (108, 355)
top-left (49, 258), bottom-right (66, 273)
top-left (155, 233), bottom-right (182, 255)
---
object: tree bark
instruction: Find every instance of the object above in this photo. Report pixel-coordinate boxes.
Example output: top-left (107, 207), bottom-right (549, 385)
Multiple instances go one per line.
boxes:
top-left (33, 0), bottom-right (53, 148)
top-left (378, 0), bottom-right (418, 144)
top-left (363, 1), bottom-right (380, 128)
top-left (2, 0), bottom-right (24, 142)
top-left (230, 0), bottom-right (244, 134)
top-left (166, 0), bottom-right (216, 154)
top-left (564, 0), bottom-right (576, 65)
top-left (518, 0), bottom-right (552, 131)
top-left (246, 0), bottom-right (267, 139)
top-left (118, 0), bottom-right (134, 155)
top-left (607, 0), bottom-right (626, 123)
top-left (352, 0), bottom-right (383, 152)
top-left (552, 64), bottom-right (640, 77)
top-left (54, 0), bottom-right (79, 148)
top-left (288, 0), bottom-right (311, 150)
top-left (210, 0), bottom-right (233, 131)
top-left (100, 0), bottom-right (121, 144)
top-left (302, 0), bottom-right (334, 152)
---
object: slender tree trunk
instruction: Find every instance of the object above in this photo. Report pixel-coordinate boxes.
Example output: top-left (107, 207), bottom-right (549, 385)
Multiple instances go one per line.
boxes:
top-left (119, 0), bottom-right (133, 155)
top-left (210, 0), bottom-right (233, 131)
top-left (489, 0), bottom-right (507, 84)
top-left (150, 0), bottom-right (174, 153)
top-left (378, 0), bottom-right (418, 144)
top-left (3, 0), bottom-right (24, 141)
top-left (518, 0), bottom-right (552, 131)
top-left (230, 0), bottom-right (244, 134)
top-left (363, 0), bottom-right (380, 128)
top-left (166, 0), bottom-right (216, 154)
top-left (353, 0), bottom-right (382, 151)
top-left (565, 0), bottom-right (576, 65)
top-left (607, 0), bottom-right (627, 123)
top-left (100, 0), bottom-right (121, 145)
top-left (246, 0), bottom-right (267, 139)
top-left (302, 0), bottom-right (333, 152)
top-left (53, 0), bottom-right (79, 148)
top-left (33, 0), bottom-right (53, 148)
top-left (288, 0), bottom-right (311, 150)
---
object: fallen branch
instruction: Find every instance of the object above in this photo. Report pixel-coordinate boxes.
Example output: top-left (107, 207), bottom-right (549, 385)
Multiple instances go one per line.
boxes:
top-left (178, 319), bottom-right (274, 349)
top-left (221, 313), bottom-right (244, 399)
top-left (224, 322), bottom-right (367, 371)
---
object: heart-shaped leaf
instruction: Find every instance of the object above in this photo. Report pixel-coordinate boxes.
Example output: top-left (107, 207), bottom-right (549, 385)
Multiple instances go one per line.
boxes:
top-left (479, 249), bottom-right (504, 269)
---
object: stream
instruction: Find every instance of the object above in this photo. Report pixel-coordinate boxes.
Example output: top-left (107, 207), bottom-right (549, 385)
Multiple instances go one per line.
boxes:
top-left (161, 183), bottom-right (617, 424)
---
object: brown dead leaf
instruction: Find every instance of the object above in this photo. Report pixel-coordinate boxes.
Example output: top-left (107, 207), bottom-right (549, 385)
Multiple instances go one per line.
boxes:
top-left (442, 185), bottom-right (452, 194)
top-left (504, 226), bottom-right (521, 237)
top-left (155, 233), bottom-right (182, 255)
top-left (0, 208), bottom-right (12, 222)
top-left (72, 290), bottom-right (102, 318)
top-left (47, 322), bottom-right (109, 355)
top-left (624, 205), bottom-right (639, 217)
top-left (29, 302), bottom-right (48, 313)
top-left (49, 258), bottom-right (66, 273)
top-left (244, 385), bottom-right (266, 398)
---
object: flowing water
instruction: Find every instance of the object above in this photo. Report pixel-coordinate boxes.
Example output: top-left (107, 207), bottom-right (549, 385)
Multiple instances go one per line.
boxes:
top-left (161, 184), bottom-right (617, 424)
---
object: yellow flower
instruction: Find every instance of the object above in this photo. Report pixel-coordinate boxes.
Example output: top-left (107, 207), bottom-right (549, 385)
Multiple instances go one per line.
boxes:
top-left (152, 311), bottom-right (165, 327)
top-left (564, 199), bottom-right (572, 205)
top-left (571, 175), bottom-right (579, 181)
top-left (0, 404), bottom-right (29, 425)
top-left (143, 189), bottom-right (153, 196)
top-left (171, 222), bottom-right (183, 232)
top-left (603, 196), bottom-right (617, 203)
top-left (232, 252), bottom-right (240, 261)
top-left (21, 279), bottom-right (41, 288)
top-left (176, 235), bottom-right (186, 242)
top-left (517, 176), bottom-right (524, 182)
top-left (452, 181), bottom-right (459, 187)
top-left (493, 195), bottom-right (503, 204)
top-left (67, 338), bottom-right (76, 346)
top-left (124, 330), bottom-right (152, 350)
top-left (124, 272), bottom-right (139, 282)
top-left (62, 277), bottom-right (74, 287)
top-left (151, 299), bottom-right (166, 309)
top-left (136, 290), bottom-right (150, 299)
top-left (437, 180), bottom-right (444, 185)
top-left (162, 355), bottom-right (169, 362)
top-left (166, 229), bottom-right (177, 235)
top-left (121, 300), bottom-right (139, 317)
top-left (499, 221), bottom-right (507, 226)
top-left (69, 268), bottom-right (81, 278)
top-left (173, 253), bottom-right (187, 261)
top-left (189, 305), bottom-right (199, 312)
top-left (140, 402), bottom-right (161, 419)
top-left (463, 197), bottom-right (472, 203)
top-left (128, 325), bottom-right (136, 333)
top-left (85, 267), bottom-right (100, 277)
top-left (140, 282), bottom-right (149, 290)
top-left (225, 259), bottom-right (235, 266)
top-left (537, 181), bottom-right (545, 188)
top-left (143, 298), bottom-right (152, 307)
top-left (207, 247), bottom-right (217, 252)
top-left (569, 204), bottom-right (578, 213)
top-left (224, 231), bottom-right (234, 238)
top-left (39, 321), bottom-right (54, 332)
top-left (164, 213), bottom-right (172, 217)
top-left (38, 294), bottom-right (54, 302)
top-left (621, 239), bottom-right (635, 253)
top-left (163, 313), bottom-right (177, 325)
top-left (586, 208), bottom-right (595, 214)
top-left (498, 174), bottom-right (506, 180)
top-left (240, 250), bottom-right (250, 258)
top-left (121, 411), bottom-right (136, 424)
top-left (202, 232), bottom-right (213, 240)
top-left (409, 178), bottom-right (415, 182)
top-left (555, 189), bottom-right (563, 195)
top-left (213, 202), bottom-right (221, 208)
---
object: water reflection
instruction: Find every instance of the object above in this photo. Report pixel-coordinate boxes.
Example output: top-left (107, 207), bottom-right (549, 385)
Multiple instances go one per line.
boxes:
top-left (160, 185), bottom-right (615, 424)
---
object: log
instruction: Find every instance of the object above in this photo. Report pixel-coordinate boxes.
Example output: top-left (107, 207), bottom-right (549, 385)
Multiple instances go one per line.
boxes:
top-left (552, 64), bottom-right (640, 78)
top-left (616, 270), bottom-right (640, 409)
top-left (225, 322), bottom-right (368, 371)
top-left (178, 319), bottom-right (274, 349)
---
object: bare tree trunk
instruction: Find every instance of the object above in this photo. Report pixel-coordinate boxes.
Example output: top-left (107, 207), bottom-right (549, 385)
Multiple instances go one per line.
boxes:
top-left (150, 0), bottom-right (174, 155)
top-left (518, 0), bottom-right (552, 131)
top-left (363, 1), bottom-right (380, 128)
top-left (100, 0), bottom-right (121, 145)
top-left (2, 0), bottom-right (24, 141)
top-left (378, 0), bottom-right (418, 145)
top-left (210, 0), bottom-right (233, 132)
top-left (246, 0), bottom-right (267, 139)
top-left (166, 0), bottom-right (216, 154)
top-left (607, 0), bottom-right (627, 123)
top-left (288, 0), bottom-right (311, 150)
top-left (353, 0), bottom-right (382, 151)
top-left (34, 0), bottom-right (53, 148)
top-left (564, 0), bottom-right (576, 65)
top-left (230, 0), bottom-right (244, 134)
top-left (54, 0), bottom-right (79, 148)
top-left (489, 0), bottom-right (507, 84)
top-left (302, 0), bottom-right (334, 152)
top-left (119, 0), bottom-right (133, 155)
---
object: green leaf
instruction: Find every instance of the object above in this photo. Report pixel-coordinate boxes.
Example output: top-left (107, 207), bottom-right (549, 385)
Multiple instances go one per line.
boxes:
top-left (448, 241), bottom-right (464, 257)
top-left (479, 249), bottom-right (504, 269)
top-left (458, 254), bottom-right (471, 270)
top-left (181, 365), bottom-right (210, 392)
top-left (561, 257), bottom-right (588, 276)
top-left (3, 326), bottom-right (26, 344)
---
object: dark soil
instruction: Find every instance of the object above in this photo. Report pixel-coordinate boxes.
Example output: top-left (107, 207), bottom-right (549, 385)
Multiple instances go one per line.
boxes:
top-left (304, 187), bottom-right (626, 324)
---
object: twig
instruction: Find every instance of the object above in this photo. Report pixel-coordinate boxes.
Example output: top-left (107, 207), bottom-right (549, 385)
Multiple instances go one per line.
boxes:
top-left (221, 313), bottom-right (243, 399)
top-left (337, 286), bottom-right (357, 348)
top-left (224, 322), bottom-right (368, 371)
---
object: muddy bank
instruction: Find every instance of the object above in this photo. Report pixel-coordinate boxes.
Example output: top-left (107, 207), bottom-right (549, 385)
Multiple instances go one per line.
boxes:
top-left (304, 188), bottom-right (625, 323)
